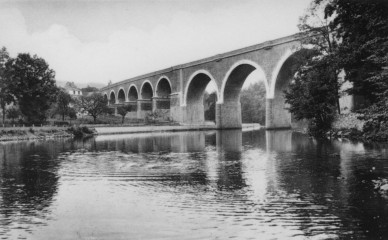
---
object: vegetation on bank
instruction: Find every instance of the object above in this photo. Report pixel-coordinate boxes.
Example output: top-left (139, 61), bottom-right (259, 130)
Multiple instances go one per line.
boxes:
top-left (285, 0), bottom-right (388, 141)
top-left (0, 126), bottom-right (98, 142)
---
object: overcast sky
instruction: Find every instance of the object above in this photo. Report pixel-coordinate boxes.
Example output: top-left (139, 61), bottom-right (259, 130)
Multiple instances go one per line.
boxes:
top-left (0, 0), bottom-right (311, 87)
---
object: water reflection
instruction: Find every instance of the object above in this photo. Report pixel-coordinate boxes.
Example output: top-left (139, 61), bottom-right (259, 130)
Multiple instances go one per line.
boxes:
top-left (0, 130), bottom-right (387, 239)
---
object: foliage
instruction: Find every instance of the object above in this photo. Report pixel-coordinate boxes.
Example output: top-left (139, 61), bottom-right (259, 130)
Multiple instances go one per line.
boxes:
top-left (117, 105), bottom-right (132, 124)
top-left (204, 91), bottom-right (217, 121)
top-left (240, 82), bottom-right (266, 124)
top-left (76, 92), bottom-right (110, 122)
top-left (4, 53), bottom-right (59, 123)
top-left (68, 126), bottom-right (95, 138)
top-left (0, 47), bottom-right (14, 123)
top-left (285, 0), bottom-right (342, 138)
top-left (285, 56), bottom-right (339, 137)
top-left (144, 110), bottom-right (171, 124)
top-left (81, 85), bottom-right (99, 93)
top-left (6, 106), bottom-right (21, 124)
top-left (55, 90), bottom-right (74, 121)
top-left (357, 100), bottom-right (388, 141)
top-left (324, 0), bottom-right (388, 104)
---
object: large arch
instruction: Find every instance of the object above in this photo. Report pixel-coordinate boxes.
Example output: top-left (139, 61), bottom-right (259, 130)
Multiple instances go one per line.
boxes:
top-left (217, 60), bottom-right (267, 129)
top-left (184, 70), bottom-right (218, 124)
top-left (140, 80), bottom-right (153, 100)
top-left (127, 84), bottom-right (139, 101)
top-left (117, 88), bottom-right (126, 103)
top-left (220, 60), bottom-right (269, 103)
top-left (109, 90), bottom-right (116, 105)
top-left (155, 76), bottom-right (172, 97)
top-left (266, 48), bottom-right (312, 129)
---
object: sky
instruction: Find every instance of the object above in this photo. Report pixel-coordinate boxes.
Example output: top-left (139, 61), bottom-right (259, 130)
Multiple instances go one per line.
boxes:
top-left (0, 0), bottom-right (311, 88)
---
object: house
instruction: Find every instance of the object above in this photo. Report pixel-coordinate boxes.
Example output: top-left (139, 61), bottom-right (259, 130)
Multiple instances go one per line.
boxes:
top-left (64, 82), bottom-right (82, 97)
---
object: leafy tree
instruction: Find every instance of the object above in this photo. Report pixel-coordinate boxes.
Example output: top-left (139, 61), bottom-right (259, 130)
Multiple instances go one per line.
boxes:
top-left (240, 82), bottom-right (266, 124)
top-left (4, 53), bottom-right (59, 123)
top-left (294, 0), bottom-right (388, 140)
top-left (324, 0), bottom-right (388, 104)
top-left (204, 91), bottom-right (217, 122)
top-left (0, 47), bottom-right (14, 123)
top-left (285, 56), bottom-right (339, 137)
top-left (117, 105), bottom-right (132, 124)
top-left (77, 92), bottom-right (110, 122)
top-left (68, 108), bottom-right (77, 120)
top-left (285, 0), bottom-right (342, 137)
top-left (55, 90), bottom-right (74, 121)
top-left (321, 0), bottom-right (388, 141)
top-left (82, 85), bottom-right (99, 93)
top-left (297, 0), bottom-right (342, 113)
top-left (6, 106), bottom-right (21, 124)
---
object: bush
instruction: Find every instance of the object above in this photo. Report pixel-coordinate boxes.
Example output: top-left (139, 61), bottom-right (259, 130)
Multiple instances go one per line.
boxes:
top-left (67, 126), bottom-right (95, 138)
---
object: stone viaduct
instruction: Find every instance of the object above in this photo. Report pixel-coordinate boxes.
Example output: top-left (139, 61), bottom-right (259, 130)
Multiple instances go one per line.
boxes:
top-left (100, 32), bottom-right (310, 129)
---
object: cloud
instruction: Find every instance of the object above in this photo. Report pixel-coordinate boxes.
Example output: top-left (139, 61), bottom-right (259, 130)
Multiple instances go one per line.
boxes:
top-left (0, 1), bottom-right (303, 87)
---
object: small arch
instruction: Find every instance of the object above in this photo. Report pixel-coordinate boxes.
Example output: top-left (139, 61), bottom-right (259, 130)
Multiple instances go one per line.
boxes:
top-left (117, 88), bottom-right (126, 103)
top-left (155, 76), bottom-right (172, 98)
top-left (140, 80), bottom-right (153, 100)
top-left (109, 90), bottom-right (116, 104)
top-left (127, 84), bottom-right (139, 101)
top-left (183, 70), bottom-right (218, 107)
top-left (183, 70), bottom-right (218, 124)
top-left (220, 60), bottom-right (268, 104)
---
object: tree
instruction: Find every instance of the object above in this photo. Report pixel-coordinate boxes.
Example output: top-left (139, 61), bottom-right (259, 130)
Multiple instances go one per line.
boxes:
top-left (285, 55), bottom-right (339, 137)
top-left (204, 91), bottom-right (217, 122)
top-left (324, 0), bottom-right (388, 104)
top-left (322, 0), bottom-right (388, 140)
top-left (297, 0), bottom-right (342, 114)
top-left (4, 53), bottom-right (59, 123)
top-left (6, 107), bottom-right (21, 124)
top-left (55, 90), bottom-right (74, 121)
top-left (117, 105), bottom-right (132, 124)
top-left (0, 47), bottom-right (14, 124)
top-left (284, 0), bottom-right (342, 137)
top-left (240, 82), bottom-right (266, 124)
top-left (82, 85), bottom-right (99, 93)
top-left (77, 93), bottom-right (110, 122)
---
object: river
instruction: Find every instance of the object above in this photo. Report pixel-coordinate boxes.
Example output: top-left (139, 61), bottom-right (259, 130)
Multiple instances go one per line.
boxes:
top-left (0, 129), bottom-right (387, 239)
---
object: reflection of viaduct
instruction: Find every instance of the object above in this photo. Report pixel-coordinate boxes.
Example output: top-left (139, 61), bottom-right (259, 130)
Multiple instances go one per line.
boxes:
top-left (100, 32), bottom-right (309, 129)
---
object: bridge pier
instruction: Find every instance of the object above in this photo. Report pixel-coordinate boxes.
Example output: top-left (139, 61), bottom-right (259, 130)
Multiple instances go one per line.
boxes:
top-left (136, 99), bottom-right (152, 119)
top-left (216, 101), bottom-right (242, 129)
top-left (265, 98), bottom-right (291, 129)
top-left (185, 103), bottom-right (205, 124)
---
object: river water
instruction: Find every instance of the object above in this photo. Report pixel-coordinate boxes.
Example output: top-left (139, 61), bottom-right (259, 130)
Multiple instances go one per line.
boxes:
top-left (0, 130), bottom-right (387, 240)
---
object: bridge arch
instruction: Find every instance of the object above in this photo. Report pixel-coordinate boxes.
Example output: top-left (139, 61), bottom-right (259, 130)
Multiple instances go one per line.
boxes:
top-left (155, 76), bottom-right (172, 98)
top-left (103, 93), bottom-right (108, 103)
top-left (140, 80), bottom-right (154, 100)
top-left (183, 70), bottom-right (218, 124)
top-left (117, 87), bottom-right (126, 103)
top-left (183, 70), bottom-right (218, 107)
top-left (109, 90), bottom-right (116, 105)
top-left (217, 60), bottom-right (268, 128)
top-left (127, 84), bottom-right (139, 101)
top-left (220, 60), bottom-right (268, 104)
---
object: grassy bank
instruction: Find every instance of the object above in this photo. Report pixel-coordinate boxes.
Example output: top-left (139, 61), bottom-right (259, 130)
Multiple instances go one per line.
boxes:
top-left (330, 113), bottom-right (388, 142)
top-left (0, 127), bottom-right (73, 142)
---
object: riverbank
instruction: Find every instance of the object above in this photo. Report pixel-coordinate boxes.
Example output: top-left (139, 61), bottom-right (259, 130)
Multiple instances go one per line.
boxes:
top-left (94, 123), bottom-right (262, 135)
top-left (0, 127), bottom-right (73, 142)
top-left (0, 123), bottom-right (263, 142)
